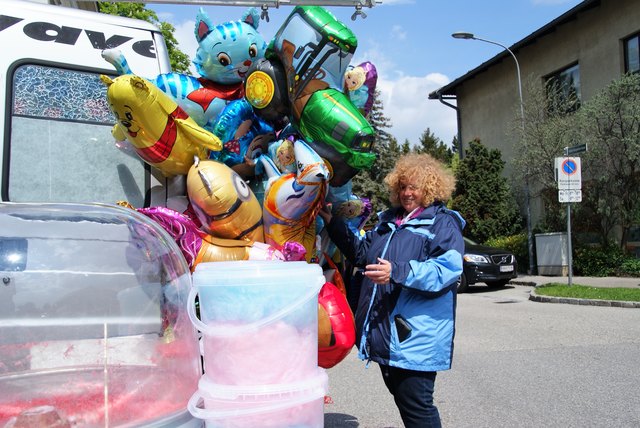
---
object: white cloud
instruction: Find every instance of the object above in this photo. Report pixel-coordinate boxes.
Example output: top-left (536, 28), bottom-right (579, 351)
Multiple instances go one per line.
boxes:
top-left (353, 45), bottom-right (457, 147)
top-left (390, 25), bottom-right (406, 41)
top-left (155, 11), bottom-right (174, 22)
top-left (173, 19), bottom-right (199, 74)
top-left (378, 73), bottom-right (457, 146)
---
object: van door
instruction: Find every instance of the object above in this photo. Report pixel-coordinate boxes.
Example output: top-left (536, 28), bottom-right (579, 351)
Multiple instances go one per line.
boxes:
top-left (0, 0), bottom-right (171, 207)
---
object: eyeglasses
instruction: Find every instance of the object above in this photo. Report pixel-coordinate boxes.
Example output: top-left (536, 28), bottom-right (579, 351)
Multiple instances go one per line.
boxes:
top-left (400, 184), bottom-right (420, 192)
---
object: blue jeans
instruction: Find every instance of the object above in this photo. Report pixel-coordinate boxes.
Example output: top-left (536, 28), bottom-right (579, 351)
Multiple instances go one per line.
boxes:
top-left (379, 364), bottom-right (441, 428)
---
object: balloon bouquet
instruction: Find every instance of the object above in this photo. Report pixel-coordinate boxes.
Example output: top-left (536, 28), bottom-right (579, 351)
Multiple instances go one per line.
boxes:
top-left (101, 6), bottom-right (378, 369)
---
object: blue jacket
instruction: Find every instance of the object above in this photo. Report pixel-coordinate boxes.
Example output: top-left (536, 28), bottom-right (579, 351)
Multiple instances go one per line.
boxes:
top-left (326, 202), bottom-right (465, 371)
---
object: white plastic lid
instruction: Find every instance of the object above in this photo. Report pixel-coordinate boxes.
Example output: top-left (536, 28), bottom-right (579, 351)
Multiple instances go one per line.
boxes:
top-left (192, 260), bottom-right (324, 288)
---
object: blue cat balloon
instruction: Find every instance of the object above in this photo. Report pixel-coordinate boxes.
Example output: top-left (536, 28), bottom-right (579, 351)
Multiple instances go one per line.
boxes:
top-left (102, 8), bottom-right (267, 132)
top-left (193, 8), bottom-right (266, 84)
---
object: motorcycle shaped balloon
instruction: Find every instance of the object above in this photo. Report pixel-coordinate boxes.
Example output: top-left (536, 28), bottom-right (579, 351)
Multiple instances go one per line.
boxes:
top-left (244, 6), bottom-right (376, 187)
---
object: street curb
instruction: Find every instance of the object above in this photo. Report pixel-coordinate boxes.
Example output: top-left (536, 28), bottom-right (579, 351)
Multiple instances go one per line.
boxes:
top-left (529, 287), bottom-right (640, 308)
top-left (509, 280), bottom-right (536, 287)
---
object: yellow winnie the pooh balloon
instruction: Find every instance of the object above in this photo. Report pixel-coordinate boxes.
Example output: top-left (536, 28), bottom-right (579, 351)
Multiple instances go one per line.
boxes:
top-left (101, 74), bottom-right (222, 177)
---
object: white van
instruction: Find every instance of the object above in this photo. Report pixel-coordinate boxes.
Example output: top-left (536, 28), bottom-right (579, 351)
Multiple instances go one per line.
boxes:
top-left (0, 0), bottom-right (172, 207)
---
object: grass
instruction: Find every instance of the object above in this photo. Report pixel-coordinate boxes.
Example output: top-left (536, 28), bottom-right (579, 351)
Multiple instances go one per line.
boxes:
top-left (536, 283), bottom-right (640, 302)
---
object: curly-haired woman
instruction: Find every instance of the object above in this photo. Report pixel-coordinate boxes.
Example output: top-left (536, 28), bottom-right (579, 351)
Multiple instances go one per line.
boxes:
top-left (319, 153), bottom-right (465, 428)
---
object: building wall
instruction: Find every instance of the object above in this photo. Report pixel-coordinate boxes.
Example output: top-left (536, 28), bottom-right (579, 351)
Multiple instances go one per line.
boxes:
top-left (455, 0), bottom-right (639, 224)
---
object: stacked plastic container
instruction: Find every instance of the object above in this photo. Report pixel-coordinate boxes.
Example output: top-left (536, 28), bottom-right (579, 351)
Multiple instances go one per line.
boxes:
top-left (0, 203), bottom-right (202, 428)
top-left (187, 261), bottom-right (327, 428)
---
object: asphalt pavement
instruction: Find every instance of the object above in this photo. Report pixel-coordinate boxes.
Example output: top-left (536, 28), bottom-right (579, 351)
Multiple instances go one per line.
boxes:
top-left (325, 283), bottom-right (640, 427)
top-left (324, 277), bottom-right (640, 426)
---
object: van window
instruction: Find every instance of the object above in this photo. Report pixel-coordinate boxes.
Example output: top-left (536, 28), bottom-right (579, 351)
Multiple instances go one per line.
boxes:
top-left (7, 63), bottom-right (147, 206)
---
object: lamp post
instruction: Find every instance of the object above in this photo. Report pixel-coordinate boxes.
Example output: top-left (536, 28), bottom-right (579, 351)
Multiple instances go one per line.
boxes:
top-left (452, 32), bottom-right (536, 275)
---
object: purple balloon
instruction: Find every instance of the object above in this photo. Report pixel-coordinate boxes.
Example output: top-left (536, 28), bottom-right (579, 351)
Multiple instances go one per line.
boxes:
top-left (344, 61), bottom-right (378, 117)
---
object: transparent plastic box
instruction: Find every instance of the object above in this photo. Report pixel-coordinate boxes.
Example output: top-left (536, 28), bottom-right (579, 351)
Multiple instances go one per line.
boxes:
top-left (189, 261), bottom-right (324, 385)
top-left (0, 202), bottom-right (202, 428)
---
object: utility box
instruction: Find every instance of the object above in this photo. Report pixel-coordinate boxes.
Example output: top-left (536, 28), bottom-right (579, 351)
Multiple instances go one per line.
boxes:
top-left (535, 232), bottom-right (569, 276)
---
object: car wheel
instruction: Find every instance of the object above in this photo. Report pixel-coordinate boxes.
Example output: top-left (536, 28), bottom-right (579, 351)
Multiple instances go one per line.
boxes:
top-left (486, 279), bottom-right (509, 289)
top-left (457, 273), bottom-right (469, 293)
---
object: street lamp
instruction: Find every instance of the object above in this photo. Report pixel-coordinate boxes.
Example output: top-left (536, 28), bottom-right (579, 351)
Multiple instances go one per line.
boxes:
top-left (452, 32), bottom-right (536, 275)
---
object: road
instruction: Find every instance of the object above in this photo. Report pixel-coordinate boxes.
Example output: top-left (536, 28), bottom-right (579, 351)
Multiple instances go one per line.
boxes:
top-left (324, 284), bottom-right (640, 427)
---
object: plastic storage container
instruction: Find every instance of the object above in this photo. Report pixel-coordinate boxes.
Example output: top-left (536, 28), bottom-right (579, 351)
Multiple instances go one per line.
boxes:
top-left (189, 261), bottom-right (325, 385)
top-left (188, 367), bottom-right (328, 428)
top-left (0, 202), bottom-right (202, 428)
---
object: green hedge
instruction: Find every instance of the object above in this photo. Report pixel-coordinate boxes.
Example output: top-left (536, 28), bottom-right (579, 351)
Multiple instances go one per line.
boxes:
top-left (573, 245), bottom-right (640, 277)
top-left (619, 258), bottom-right (640, 277)
top-left (485, 233), bottom-right (529, 273)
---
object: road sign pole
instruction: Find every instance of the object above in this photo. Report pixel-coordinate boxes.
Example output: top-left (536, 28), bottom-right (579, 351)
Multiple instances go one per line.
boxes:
top-left (565, 153), bottom-right (574, 286)
top-left (558, 144), bottom-right (586, 286)
top-left (567, 201), bottom-right (573, 286)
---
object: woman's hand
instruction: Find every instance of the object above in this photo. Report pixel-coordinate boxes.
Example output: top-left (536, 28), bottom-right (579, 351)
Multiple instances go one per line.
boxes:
top-left (365, 257), bottom-right (391, 284)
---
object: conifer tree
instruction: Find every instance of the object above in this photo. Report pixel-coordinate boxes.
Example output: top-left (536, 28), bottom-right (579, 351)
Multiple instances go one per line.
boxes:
top-left (452, 139), bottom-right (523, 242)
top-left (351, 89), bottom-right (398, 221)
top-left (413, 128), bottom-right (453, 164)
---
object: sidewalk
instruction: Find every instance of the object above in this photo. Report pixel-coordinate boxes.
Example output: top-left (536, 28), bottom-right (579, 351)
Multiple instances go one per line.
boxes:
top-left (511, 274), bottom-right (640, 308)
top-left (512, 275), bottom-right (640, 289)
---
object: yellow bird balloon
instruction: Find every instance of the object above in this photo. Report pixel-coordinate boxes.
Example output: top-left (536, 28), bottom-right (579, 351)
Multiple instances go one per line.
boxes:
top-left (101, 74), bottom-right (222, 177)
top-left (187, 157), bottom-right (264, 242)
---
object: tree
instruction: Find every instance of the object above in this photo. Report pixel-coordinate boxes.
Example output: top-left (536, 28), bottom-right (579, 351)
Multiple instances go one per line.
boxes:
top-left (450, 135), bottom-right (459, 157)
top-left (452, 139), bottom-right (523, 243)
top-left (512, 76), bottom-right (580, 233)
top-left (365, 89), bottom-right (393, 145)
top-left (413, 128), bottom-right (453, 164)
top-left (577, 73), bottom-right (640, 248)
top-left (398, 139), bottom-right (412, 155)
top-left (352, 89), bottom-right (399, 221)
top-left (514, 73), bottom-right (640, 248)
top-left (98, 2), bottom-right (191, 73)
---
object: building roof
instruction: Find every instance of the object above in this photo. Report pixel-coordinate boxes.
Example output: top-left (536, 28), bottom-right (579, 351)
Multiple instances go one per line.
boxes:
top-left (428, 0), bottom-right (600, 100)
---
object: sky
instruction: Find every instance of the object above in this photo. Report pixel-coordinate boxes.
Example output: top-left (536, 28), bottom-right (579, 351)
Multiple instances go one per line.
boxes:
top-left (150, 0), bottom-right (583, 147)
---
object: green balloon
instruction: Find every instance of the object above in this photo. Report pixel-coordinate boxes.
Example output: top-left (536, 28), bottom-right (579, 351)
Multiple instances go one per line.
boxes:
top-left (298, 88), bottom-right (376, 170)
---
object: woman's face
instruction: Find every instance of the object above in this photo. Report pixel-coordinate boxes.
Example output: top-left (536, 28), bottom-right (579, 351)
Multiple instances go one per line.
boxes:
top-left (399, 180), bottom-right (424, 213)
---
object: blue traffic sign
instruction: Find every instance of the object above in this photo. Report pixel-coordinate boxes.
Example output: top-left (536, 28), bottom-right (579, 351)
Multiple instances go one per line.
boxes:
top-left (562, 159), bottom-right (578, 175)
top-left (555, 156), bottom-right (582, 190)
